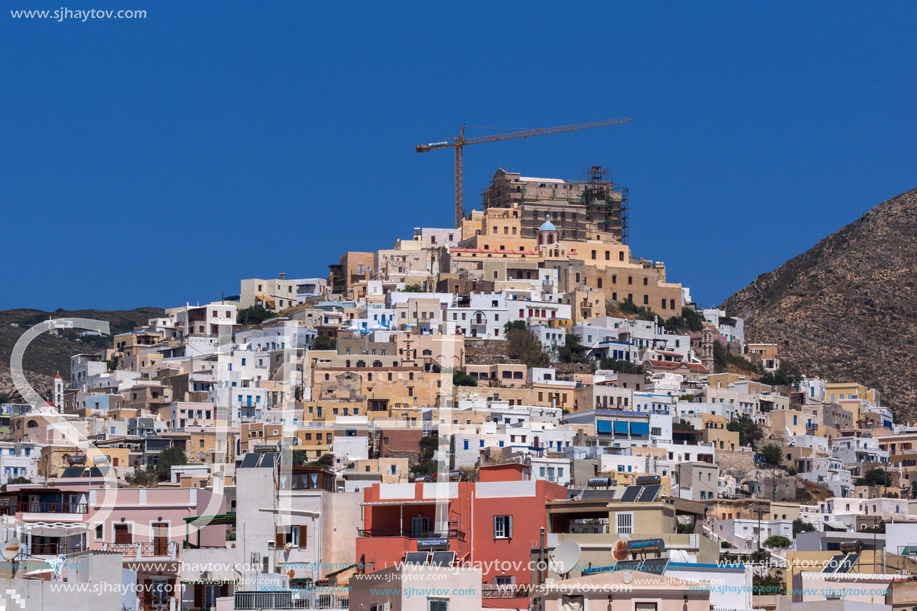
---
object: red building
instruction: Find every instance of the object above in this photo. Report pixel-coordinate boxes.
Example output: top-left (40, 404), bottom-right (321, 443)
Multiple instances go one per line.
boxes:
top-left (356, 464), bottom-right (567, 607)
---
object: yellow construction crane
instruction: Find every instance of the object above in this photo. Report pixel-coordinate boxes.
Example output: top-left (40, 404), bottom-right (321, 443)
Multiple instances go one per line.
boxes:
top-left (416, 118), bottom-right (633, 228)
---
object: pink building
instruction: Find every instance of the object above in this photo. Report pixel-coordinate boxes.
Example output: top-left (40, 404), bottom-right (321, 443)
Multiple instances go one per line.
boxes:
top-left (0, 480), bottom-right (226, 610)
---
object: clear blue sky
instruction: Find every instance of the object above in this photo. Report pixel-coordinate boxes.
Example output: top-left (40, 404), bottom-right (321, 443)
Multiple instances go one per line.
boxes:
top-left (2, 2), bottom-right (915, 311)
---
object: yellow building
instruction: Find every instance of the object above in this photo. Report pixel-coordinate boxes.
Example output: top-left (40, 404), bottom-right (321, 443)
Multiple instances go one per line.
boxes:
top-left (700, 413), bottom-right (740, 451)
top-left (825, 382), bottom-right (881, 406)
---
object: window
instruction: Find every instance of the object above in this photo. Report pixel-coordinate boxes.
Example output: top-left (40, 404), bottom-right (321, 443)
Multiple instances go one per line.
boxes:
top-left (429, 599), bottom-right (449, 611)
top-left (616, 512), bottom-right (633, 534)
top-left (95, 523), bottom-right (104, 541)
top-left (114, 523), bottom-right (132, 544)
top-left (275, 525), bottom-right (305, 548)
top-left (493, 515), bottom-right (513, 539)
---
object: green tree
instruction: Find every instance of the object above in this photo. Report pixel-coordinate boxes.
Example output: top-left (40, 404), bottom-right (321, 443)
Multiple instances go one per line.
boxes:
top-left (504, 320), bottom-right (528, 333)
top-left (313, 335), bottom-right (337, 350)
top-left (157, 446), bottom-right (188, 481)
top-left (758, 444), bottom-right (783, 468)
top-left (727, 415), bottom-right (764, 449)
top-left (759, 361), bottom-right (802, 387)
top-left (452, 370), bottom-right (478, 387)
top-left (557, 333), bottom-right (588, 364)
top-left (402, 284), bottom-right (425, 292)
top-left (663, 307), bottom-right (705, 333)
top-left (854, 468), bottom-right (891, 487)
top-left (505, 327), bottom-right (550, 368)
top-left (753, 574), bottom-right (786, 595)
top-left (793, 519), bottom-right (815, 536)
top-left (411, 435), bottom-right (438, 480)
top-left (312, 453), bottom-right (334, 468)
top-left (764, 535), bottom-right (792, 549)
top-left (238, 306), bottom-right (275, 325)
top-left (126, 466), bottom-right (159, 487)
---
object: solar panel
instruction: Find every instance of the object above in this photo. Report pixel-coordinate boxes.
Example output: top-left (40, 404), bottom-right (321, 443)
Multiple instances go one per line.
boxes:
top-left (580, 489), bottom-right (617, 501)
top-left (404, 552), bottom-right (429, 565)
top-left (240, 454), bottom-right (260, 469)
top-left (430, 551), bottom-right (455, 567)
top-left (613, 558), bottom-right (668, 574)
top-left (822, 554), bottom-right (846, 573)
top-left (60, 467), bottom-right (83, 478)
top-left (836, 553), bottom-right (859, 574)
top-left (637, 485), bottom-right (661, 502)
top-left (260, 453), bottom-right (277, 468)
top-left (638, 558), bottom-right (669, 574)
top-left (620, 486), bottom-right (642, 502)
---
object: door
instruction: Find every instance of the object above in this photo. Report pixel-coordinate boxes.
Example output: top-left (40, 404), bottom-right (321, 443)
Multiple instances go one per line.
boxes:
top-left (152, 523), bottom-right (169, 556)
top-left (410, 516), bottom-right (430, 538)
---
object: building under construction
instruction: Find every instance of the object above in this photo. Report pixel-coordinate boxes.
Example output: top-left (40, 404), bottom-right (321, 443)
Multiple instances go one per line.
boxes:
top-left (481, 166), bottom-right (629, 243)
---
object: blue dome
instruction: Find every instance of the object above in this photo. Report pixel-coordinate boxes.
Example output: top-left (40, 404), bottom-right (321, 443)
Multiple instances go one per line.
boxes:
top-left (540, 213), bottom-right (557, 232)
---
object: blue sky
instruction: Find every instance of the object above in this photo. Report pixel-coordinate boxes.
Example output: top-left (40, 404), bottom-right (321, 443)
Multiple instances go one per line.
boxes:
top-left (2, 2), bottom-right (915, 310)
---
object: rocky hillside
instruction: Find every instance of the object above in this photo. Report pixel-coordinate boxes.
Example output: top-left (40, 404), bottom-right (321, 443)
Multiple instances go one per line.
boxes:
top-left (0, 307), bottom-right (163, 401)
top-left (723, 188), bottom-right (917, 418)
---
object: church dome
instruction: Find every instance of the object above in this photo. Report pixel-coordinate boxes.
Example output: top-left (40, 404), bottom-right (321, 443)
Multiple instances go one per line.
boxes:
top-left (539, 213), bottom-right (557, 232)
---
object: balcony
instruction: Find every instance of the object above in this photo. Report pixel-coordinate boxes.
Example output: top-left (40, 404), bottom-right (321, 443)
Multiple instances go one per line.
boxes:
top-left (105, 541), bottom-right (178, 560)
top-left (235, 591), bottom-right (349, 610)
top-left (30, 542), bottom-right (85, 555)
top-left (482, 584), bottom-right (530, 599)
top-left (18, 501), bottom-right (88, 514)
top-left (357, 527), bottom-right (465, 540)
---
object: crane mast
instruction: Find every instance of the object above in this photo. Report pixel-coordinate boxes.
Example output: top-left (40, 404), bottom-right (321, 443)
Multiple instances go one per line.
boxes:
top-left (416, 118), bottom-right (632, 228)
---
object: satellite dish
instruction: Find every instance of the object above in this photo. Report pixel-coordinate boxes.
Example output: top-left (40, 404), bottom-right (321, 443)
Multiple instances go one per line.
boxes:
top-left (550, 540), bottom-right (582, 575)
top-left (612, 535), bottom-right (630, 562)
top-left (1, 539), bottom-right (20, 561)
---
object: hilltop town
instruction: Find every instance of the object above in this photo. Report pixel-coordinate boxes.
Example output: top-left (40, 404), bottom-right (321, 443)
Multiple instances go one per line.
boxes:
top-left (1, 168), bottom-right (913, 611)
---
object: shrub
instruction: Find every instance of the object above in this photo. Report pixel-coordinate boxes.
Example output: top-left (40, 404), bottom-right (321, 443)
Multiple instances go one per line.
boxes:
top-left (238, 306), bottom-right (275, 325)
top-left (764, 535), bottom-right (792, 549)
top-left (452, 370), bottom-right (477, 386)
top-left (313, 335), bottom-right (337, 350)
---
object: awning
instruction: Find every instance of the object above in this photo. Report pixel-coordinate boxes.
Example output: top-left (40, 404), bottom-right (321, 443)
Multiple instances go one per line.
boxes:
top-left (361, 499), bottom-right (451, 506)
top-left (4, 518), bottom-right (89, 536)
top-left (824, 521), bottom-right (849, 530)
top-left (630, 422), bottom-right (650, 435)
top-left (182, 513), bottom-right (235, 526)
top-left (613, 421), bottom-right (629, 434)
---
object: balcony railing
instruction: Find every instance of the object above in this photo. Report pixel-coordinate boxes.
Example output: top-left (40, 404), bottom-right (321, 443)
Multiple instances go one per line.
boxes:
top-left (235, 592), bottom-right (310, 609)
top-left (482, 584), bottom-right (530, 599)
top-left (30, 543), bottom-right (85, 555)
top-left (357, 527), bottom-right (465, 540)
top-left (18, 501), bottom-right (88, 514)
top-left (106, 541), bottom-right (177, 559)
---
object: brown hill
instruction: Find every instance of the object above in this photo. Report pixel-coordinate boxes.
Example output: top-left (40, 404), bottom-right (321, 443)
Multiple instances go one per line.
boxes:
top-left (0, 308), bottom-right (163, 400)
top-left (723, 188), bottom-right (917, 418)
